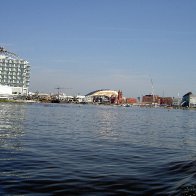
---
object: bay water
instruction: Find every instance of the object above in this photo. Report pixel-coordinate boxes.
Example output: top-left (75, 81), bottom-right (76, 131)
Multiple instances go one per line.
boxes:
top-left (0, 103), bottom-right (195, 195)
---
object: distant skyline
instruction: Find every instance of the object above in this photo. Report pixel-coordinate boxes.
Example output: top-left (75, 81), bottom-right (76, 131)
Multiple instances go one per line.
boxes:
top-left (0, 0), bottom-right (195, 97)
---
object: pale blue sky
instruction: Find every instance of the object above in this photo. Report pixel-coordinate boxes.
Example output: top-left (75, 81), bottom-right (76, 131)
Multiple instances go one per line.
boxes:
top-left (0, 0), bottom-right (195, 97)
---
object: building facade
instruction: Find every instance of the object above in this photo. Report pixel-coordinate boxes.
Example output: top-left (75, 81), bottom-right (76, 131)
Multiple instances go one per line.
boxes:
top-left (142, 94), bottom-right (159, 104)
top-left (172, 97), bottom-right (182, 107)
top-left (85, 89), bottom-right (122, 104)
top-left (0, 47), bottom-right (30, 96)
top-left (126, 98), bottom-right (137, 104)
top-left (182, 92), bottom-right (196, 108)
top-left (159, 97), bottom-right (173, 106)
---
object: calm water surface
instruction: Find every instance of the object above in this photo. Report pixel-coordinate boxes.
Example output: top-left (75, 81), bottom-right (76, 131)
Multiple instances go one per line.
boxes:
top-left (0, 103), bottom-right (195, 195)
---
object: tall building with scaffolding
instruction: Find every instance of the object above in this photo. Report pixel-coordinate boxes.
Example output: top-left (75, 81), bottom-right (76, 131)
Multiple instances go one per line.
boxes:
top-left (0, 47), bottom-right (30, 97)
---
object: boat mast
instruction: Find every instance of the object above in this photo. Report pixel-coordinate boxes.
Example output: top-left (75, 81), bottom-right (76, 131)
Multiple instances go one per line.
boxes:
top-left (150, 78), bottom-right (155, 104)
top-left (55, 87), bottom-right (62, 101)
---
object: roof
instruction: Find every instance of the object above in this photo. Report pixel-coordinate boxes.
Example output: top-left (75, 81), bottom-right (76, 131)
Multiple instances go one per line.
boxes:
top-left (183, 92), bottom-right (192, 97)
top-left (0, 47), bottom-right (20, 60)
top-left (86, 89), bottom-right (118, 97)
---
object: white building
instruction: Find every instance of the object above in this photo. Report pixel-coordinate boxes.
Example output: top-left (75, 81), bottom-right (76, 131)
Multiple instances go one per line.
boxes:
top-left (0, 85), bottom-right (12, 99)
top-left (76, 95), bottom-right (86, 103)
top-left (190, 94), bottom-right (196, 108)
top-left (0, 47), bottom-right (30, 96)
top-left (172, 98), bottom-right (182, 107)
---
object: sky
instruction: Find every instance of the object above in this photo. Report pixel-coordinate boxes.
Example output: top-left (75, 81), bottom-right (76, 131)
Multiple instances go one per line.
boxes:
top-left (0, 0), bottom-right (195, 97)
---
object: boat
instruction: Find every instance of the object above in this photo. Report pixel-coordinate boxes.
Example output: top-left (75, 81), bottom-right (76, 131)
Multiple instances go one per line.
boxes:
top-left (122, 104), bottom-right (131, 107)
top-left (51, 99), bottom-right (60, 103)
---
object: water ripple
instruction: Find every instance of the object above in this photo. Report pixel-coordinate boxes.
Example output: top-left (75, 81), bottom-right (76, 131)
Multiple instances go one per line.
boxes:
top-left (0, 103), bottom-right (196, 195)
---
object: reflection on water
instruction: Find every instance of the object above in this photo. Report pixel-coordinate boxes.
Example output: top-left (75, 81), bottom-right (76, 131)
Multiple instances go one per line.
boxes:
top-left (0, 103), bottom-right (195, 195)
top-left (0, 103), bottom-right (26, 151)
top-left (94, 106), bottom-right (120, 139)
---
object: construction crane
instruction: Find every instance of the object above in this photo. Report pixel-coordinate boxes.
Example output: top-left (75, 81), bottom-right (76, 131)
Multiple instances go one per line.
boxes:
top-left (54, 87), bottom-right (72, 101)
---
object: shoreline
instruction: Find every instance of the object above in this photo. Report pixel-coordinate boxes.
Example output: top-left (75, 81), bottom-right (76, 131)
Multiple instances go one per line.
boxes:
top-left (0, 99), bottom-right (195, 110)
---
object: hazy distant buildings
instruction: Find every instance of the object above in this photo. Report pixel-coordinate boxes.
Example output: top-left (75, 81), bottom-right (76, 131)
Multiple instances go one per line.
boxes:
top-left (0, 47), bottom-right (30, 97)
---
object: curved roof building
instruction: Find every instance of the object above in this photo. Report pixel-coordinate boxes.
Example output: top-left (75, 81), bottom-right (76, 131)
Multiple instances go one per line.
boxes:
top-left (0, 47), bottom-right (30, 96)
top-left (85, 89), bottom-right (120, 104)
top-left (86, 89), bottom-right (118, 97)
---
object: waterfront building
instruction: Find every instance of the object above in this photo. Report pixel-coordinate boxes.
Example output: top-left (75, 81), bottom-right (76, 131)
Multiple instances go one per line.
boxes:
top-left (117, 90), bottom-right (124, 104)
top-left (0, 47), bottom-right (30, 96)
top-left (126, 98), bottom-right (137, 104)
top-left (76, 95), bottom-right (86, 103)
top-left (172, 97), bottom-right (182, 107)
top-left (85, 89), bottom-right (121, 104)
top-left (0, 84), bottom-right (12, 99)
top-left (181, 92), bottom-right (196, 108)
top-left (142, 94), bottom-right (159, 105)
top-left (159, 97), bottom-right (173, 106)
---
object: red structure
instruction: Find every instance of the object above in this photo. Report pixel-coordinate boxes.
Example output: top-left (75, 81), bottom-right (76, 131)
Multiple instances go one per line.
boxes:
top-left (117, 90), bottom-right (124, 104)
top-left (126, 98), bottom-right (137, 104)
top-left (110, 95), bottom-right (116, 104)
top-left (159, 97), bottom-right (173, 106)
top-left (142, 94), bottom-right (173, 106)
top-left (142, 94), bottom-right (159, 104)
